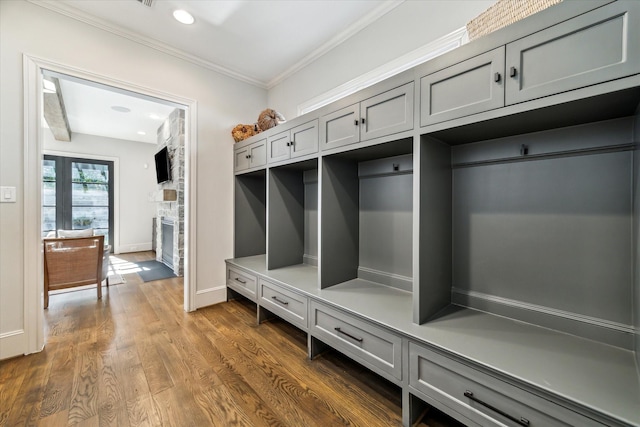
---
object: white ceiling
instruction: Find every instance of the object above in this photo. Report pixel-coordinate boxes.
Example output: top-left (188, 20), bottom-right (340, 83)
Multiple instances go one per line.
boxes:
top-left (58, 77), bottom-right (177, 144)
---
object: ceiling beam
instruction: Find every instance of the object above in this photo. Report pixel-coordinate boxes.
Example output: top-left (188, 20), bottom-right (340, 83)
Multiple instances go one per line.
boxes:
top-left (43, 76), bottom-right (72, 142)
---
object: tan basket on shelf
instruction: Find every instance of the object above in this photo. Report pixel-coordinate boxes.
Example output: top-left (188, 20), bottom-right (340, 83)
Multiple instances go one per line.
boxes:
top-left (466, 0), bottom-right (563, 41)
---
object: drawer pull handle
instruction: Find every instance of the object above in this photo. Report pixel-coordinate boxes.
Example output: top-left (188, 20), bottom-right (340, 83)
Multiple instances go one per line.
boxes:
top-left (271, 296), bottom-right (289, 305)
top-left (334, 327), bottom-right (363, 343)
top-left (464, 391), bottom-right (529, 426)
top-left (234, 278), bottom-right (246, 284)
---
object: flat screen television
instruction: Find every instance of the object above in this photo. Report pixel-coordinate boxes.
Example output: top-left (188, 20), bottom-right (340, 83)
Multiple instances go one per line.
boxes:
top-left (154, 146), bottom-right (172, 184)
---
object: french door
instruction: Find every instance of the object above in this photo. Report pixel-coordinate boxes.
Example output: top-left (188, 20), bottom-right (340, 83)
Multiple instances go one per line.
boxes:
top-left (42, 155), bottom-right (114, 245)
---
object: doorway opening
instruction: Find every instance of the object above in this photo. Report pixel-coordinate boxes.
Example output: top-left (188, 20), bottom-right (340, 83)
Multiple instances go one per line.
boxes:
top-left (40, 68), bottom-right (190, 288)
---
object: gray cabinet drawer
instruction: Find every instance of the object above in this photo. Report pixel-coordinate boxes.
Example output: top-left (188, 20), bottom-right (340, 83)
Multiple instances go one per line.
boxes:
top-left (409, 342), bottom-right (603, 427)
top-left (421, 47), bottom-right (505, 126)
top-left (310, 301), bottom-right (402, 381)
top-left (505, 1), bottom-right (640, 105)
top-left (259, 279), bottom-right (308, 330)
top-left (226, 266), bottom-right (257, 301)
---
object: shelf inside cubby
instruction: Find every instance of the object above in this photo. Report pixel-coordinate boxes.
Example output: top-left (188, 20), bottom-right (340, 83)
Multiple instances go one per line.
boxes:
top-left (267, 159), bottom-right (318, 270)
top-left (321, 139), bottom-right (414, 291)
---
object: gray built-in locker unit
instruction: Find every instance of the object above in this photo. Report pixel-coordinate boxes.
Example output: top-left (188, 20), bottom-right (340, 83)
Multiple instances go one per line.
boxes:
top-left (228, 1), bottom-right (640, 426)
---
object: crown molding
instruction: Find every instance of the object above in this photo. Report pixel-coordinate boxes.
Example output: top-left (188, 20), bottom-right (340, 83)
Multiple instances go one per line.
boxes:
top-left (267, 0), bottom-right (405, 89)
top-left (27, 0), bottom-right (406, 92)
top-left (298, 26), bottom-right (467, 116)
top-left (27, 0), bottom-right (268, 89)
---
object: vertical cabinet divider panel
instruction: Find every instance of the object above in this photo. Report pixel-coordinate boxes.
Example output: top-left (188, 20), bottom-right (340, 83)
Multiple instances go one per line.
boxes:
top-left (319, 155), bottom-right (359, 288)
top-left (414, 136), bottom-right (452, 324)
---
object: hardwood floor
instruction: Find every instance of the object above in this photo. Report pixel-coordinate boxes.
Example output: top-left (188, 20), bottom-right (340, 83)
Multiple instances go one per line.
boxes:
top-left (0, 251), bottom-right (464, 427)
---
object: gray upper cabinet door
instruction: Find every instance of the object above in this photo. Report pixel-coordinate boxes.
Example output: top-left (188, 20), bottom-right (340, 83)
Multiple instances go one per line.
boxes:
top-left (320, 103), bottom-right (360, 150)
top-left (267, 131), bottom-right (291, 163)
top-left (421, 47), bottom-right (505, 127)
top-left (235, 139), bottom-right (267, 173)
top-left (248, 139), bottom-right (267, 169)
top-left (291, 119), bottom-right (319, 159)
top-left (505, 1), bottom-right (640, 105)
top-left (234, 145), bottom-right (250, 172)
top-left (360, 82), bottom-right (414, 141)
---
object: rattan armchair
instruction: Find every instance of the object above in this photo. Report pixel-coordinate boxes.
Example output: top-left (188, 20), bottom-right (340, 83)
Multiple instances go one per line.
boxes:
top-left (43, 235), bottom-right (107, 309)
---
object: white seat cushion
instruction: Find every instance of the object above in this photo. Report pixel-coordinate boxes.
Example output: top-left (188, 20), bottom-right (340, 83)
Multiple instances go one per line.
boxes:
top-left (57, 228), bottom-right (94, 238)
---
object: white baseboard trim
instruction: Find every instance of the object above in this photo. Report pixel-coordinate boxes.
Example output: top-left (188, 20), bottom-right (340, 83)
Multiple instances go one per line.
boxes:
top-left (118, 242), bottom-right (152, 254)
top-left (358, 266), bottom-right (412, 292)
top-left (0, 329), bottom-right (27, 360)
top-left (195, 286), bottom-right (227, 309)
top-left (452, 288), bottom-right (634, 350)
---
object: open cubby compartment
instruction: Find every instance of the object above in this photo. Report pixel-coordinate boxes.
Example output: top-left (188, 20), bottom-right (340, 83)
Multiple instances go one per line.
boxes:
top-left (267, 158), bottom-right (318, 270)
top-left (417, 112), bottom-right (640, 351)
top-left (234, 169), bottom-right (266, 259)
top-left (320, 138), bottom-right (414, 291)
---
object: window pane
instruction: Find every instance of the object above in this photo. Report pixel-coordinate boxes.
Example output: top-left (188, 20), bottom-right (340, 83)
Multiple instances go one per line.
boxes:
top-left (72, 162), bottom-right (108, 184)
top-left (42, 206), bottom-right (56, 235)
top-left (43, 181), bottom-right (56, 206)
top-left (72, 183), bottom-right (109, 206)
top-left (42, 159), bottom-right (57, 235)
top-left (72, 207), bottom-right (108, 230)
top-left (43, 159), bottom-right (56, 181)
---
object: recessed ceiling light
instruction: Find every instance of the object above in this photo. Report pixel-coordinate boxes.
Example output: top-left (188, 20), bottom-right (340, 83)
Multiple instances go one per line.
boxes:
top-left (137, 131), bottom-right (147, 135)
top-left (149, 113), bottom-right (161, 120)
top-left (173, 9), bottom-right (195, 25)
top-left (111, 106), bottom-right (131, 113)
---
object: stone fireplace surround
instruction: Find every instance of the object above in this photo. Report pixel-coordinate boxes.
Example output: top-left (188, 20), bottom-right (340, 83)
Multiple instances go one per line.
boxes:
top-left (154, 108), bottom-right (184, 276)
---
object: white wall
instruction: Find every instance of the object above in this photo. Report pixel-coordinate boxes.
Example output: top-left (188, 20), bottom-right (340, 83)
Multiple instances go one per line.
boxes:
top-left (268, 0), bottom-right (495, 120)
top-left (43, 131), bottom-right (158, 254)
top-left (0, 0), bottom-right (266, 359)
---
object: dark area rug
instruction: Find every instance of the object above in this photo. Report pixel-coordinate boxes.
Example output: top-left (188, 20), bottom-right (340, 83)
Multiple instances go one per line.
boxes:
top-left (137, 260), bottom-right (176, 282)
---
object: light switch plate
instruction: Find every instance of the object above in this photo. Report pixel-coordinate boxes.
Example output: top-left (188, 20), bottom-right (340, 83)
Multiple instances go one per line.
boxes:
top-left (0, 186), bottom-right (17, 203)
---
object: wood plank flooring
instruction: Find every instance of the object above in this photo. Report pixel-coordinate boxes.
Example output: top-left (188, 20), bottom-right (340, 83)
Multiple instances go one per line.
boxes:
top-left (0, 251), bottom-right (463, 427)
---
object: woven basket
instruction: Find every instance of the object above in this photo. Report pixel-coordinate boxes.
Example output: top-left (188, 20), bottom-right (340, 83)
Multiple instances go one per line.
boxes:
top-left (466, 0), bottom-right (563, 41)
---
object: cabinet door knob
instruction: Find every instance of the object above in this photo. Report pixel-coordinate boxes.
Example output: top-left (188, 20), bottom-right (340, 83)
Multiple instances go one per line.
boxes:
top-left (494, 72), bottom-right (501, 82)
top-left (286, 142), bottom-right (290, 146)
top-left (354, 119), bottom-right (359, 126)
top-left (361, 118), bottom-right (366, 125)
top-left (245, 155), bottom-right (249, 159)
top-left (247, 154), bottom-right (251, 158)
top-left (510, 66), bottom-right (517, 78)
